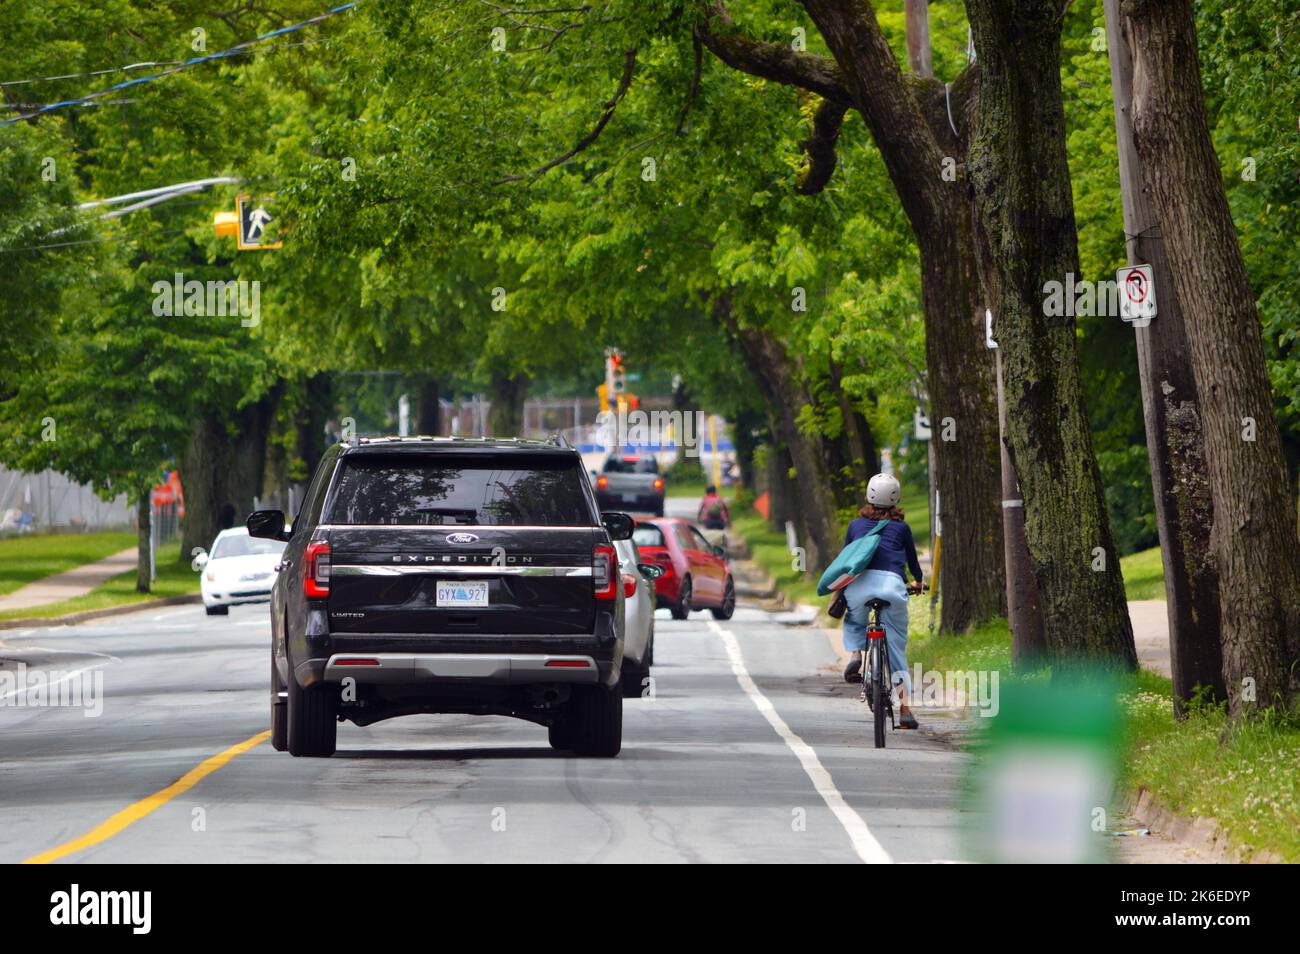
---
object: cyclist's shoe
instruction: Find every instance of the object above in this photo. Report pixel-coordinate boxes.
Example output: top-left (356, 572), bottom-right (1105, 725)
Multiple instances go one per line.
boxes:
top-left (898, 707), bottom-right (919, 730)
top-left (843, 651), bottom-right (863, 683)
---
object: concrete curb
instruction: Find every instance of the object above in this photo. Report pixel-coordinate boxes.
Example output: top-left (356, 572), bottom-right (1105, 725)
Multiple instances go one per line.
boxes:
top-left (0, 593), bottom-right (202, 631)
top-left (1123, 787), bottom-right (1283, 864)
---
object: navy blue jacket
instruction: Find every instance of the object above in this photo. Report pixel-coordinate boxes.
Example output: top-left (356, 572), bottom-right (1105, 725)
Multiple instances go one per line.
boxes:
top-left (844, 517), bottom-right (923, 584)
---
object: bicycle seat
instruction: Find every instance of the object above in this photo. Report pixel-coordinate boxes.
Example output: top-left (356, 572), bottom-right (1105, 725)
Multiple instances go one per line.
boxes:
top-left (865, 598), bottom-right (891, 611)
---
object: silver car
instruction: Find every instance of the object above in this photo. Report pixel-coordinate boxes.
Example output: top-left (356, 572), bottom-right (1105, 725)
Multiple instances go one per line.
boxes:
top-left (616, 538), bottom-right (662, 698)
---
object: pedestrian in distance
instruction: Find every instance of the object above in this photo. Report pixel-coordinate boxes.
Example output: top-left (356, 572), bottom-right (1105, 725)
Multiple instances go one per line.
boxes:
top-left (697, 484), bottom-right (730, 530)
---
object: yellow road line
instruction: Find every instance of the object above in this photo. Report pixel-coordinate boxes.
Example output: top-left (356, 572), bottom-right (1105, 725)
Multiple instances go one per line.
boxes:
top-left (23, 730), bottom-right (271, 864)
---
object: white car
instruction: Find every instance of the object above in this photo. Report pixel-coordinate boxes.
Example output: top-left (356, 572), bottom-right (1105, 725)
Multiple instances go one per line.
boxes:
top-left (198, 527), bottom-right (286, 616)
top-left (615, 538), bottom-right (662, 698)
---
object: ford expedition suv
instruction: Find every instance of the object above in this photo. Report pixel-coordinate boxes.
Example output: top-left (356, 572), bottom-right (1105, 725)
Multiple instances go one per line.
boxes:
top-left (247, 437), bottom-right (635, 759)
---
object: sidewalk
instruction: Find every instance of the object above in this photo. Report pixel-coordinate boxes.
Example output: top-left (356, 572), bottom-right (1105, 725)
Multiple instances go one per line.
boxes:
top-left (1128, 599), bottom-right (1171, 678)
top-left (0, 547), bottom-right (138, 613)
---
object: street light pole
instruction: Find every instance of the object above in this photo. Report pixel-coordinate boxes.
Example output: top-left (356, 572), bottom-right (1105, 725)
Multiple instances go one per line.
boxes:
top-left (988, 311), bottom-right (1045, 667)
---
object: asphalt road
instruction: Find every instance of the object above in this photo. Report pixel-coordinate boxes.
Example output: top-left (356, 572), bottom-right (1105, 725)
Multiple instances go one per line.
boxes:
top-left (0, 500), bottom-right (968, 864)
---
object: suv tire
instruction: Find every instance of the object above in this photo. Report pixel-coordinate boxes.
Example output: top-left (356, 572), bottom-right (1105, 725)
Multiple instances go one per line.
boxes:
top-left (569, 684), bottom-right (622, 757)
top-left (620, 658), bottom-right (649, 699)
top-left (287, 673), bottom-right (337, 757)
top-left (548, 720), bottom-right (574, 751)
top-left (205, 604), bottom-right (229, 616)
top-left (271, 655), bottom-right (288, 752)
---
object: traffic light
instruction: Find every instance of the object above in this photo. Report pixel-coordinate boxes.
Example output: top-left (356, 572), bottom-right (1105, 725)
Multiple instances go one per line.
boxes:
top-left (609, 350), bottom-right (626, 395)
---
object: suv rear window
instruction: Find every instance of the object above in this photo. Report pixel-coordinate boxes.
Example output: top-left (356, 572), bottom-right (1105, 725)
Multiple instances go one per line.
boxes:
top-left (603, 456), bottom-right (659, 474)
top-left (326, 455), bottom-right (594, 526)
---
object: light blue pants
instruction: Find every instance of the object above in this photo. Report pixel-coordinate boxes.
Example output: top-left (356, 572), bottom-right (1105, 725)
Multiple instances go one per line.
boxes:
top-left (841, 570), bottom-right (912, 694)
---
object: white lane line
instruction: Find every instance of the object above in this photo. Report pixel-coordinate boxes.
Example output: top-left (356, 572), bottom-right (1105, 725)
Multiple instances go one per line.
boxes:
top-left (707, 618), bottom-right (892, 865)
top-left (7, 646), bottom-right (120, 662)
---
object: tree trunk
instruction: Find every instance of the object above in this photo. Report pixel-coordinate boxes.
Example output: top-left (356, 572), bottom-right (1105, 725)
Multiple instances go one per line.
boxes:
top-left (487, 370), bottom-right (528, 437)
top-left (919, 208), bottom-right (1007, 631)
top-left (180, 415), bottom-right (225, 564)
top-left (796, 1), bottom-right (1006, 632)
top-left (135, 492), bottom-right (151, 594)
top-left (828, 359), bottom-right (876, 490)
top-left (965, 0), bottom-right (1136, 667)
top-left (734, 326), bottom-right (840, 574)
top-left (1126, 0), bottom-right (1300, 714)
top-left (704, 1), bottom-right (1006, 629)
top-left (414, 375), bottom-right (441, 436)
top-left (231, 388), bottom-right (276, 515)
top-left (1105, 0), bottom-right (1224, 712)
top-left (179, 395), bottom-right (275, 564)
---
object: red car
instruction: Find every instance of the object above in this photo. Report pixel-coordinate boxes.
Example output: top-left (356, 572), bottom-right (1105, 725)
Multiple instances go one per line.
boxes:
top-left (631, 518), bottom-right (735, 620)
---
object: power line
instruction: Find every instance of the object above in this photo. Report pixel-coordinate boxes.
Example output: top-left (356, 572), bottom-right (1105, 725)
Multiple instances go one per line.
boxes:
top-left (0, 224), bottom-right (196, 254)
top-left (0, 37), bottom-right (329, 92)
top-left (0, 2), bottom-right (361, 126)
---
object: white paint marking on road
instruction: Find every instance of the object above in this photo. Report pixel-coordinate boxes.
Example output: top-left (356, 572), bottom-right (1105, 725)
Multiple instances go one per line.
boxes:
top-left (707, 618), bottom-right (892, 865)
top-left (9, 646), bottom-right (120, 662)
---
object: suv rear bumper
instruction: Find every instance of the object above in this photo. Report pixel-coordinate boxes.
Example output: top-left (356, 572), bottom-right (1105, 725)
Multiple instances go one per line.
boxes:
top-left (321, 652), bottom-right (600, 685)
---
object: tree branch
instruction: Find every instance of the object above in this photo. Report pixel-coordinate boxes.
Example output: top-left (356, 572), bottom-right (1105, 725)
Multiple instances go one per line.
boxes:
top-left (490, 48), bottom-right (637, 185)
top-left (676, 32), bottom-right (703, 134)
top-left (796, 97), bottom-right (848, 194)
top-left (698, 1), bottom-right (852, 104)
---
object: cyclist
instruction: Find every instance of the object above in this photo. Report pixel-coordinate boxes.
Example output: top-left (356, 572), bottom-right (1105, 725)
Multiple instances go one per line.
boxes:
top-left (840, 473), bottom-right (924, 729)
top-left (697, 484), bottom-right (730, 530)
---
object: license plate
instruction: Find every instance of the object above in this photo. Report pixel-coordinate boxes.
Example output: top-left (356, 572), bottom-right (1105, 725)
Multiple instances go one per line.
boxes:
top-left (623, 493), bottom-right (637, 503)
top-left (436, 580), bottom-right (489, 608)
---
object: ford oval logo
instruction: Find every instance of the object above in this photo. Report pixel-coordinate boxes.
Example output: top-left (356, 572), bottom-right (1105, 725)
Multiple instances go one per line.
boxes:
top-left (446, 532), bottom-right (479, 544)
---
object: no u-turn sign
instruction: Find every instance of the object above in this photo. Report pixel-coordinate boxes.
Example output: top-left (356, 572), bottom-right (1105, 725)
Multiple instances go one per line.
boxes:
top-left (1117, 264), bottom-right (1156, 326)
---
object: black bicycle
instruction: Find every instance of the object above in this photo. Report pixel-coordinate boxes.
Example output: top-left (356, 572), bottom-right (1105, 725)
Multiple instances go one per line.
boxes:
top-left (859, 585), bottom-right (926, 748)
top-left (861, 598), bottom-right (894, 748)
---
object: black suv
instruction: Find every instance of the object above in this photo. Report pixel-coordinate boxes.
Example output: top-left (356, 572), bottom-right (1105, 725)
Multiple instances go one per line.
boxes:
top-left (247, 437), bottom-right (635, 758)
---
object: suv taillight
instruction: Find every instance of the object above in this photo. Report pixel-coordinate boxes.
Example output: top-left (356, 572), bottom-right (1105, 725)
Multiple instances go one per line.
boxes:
top-left (596, 475), bottom-right (609, 491)
top-left (593, 544), bottom-right (617, 600)
top-left (652, 477), bottom-right (665, 493)
top-left (304, 540), bottom-right (331, 598)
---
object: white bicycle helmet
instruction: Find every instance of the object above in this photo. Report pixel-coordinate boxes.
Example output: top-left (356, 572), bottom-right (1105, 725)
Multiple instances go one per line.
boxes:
top-left (865, 473), bottom-right (901, 508)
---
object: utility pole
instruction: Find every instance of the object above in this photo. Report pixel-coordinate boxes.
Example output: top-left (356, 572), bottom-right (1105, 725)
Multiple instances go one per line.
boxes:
top-left (988, 312), bottom-right (1045, 666)
top-left (903, 0), bottom-right (933, 77)
top-left (1104, 0), bottom-right (1224, 711)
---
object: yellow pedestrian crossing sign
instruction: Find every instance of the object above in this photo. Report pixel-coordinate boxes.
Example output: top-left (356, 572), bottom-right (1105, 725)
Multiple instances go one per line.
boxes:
top-left (236, 194), bottom-right (282, 250)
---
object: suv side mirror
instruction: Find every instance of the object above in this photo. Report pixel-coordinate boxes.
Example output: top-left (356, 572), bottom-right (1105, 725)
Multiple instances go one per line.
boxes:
top-left (247, 509), bottom-right (289, 541)
top-left (713, 544), bottom-right (727, 558)
top-left (600, 511), bottom-right (635, 541)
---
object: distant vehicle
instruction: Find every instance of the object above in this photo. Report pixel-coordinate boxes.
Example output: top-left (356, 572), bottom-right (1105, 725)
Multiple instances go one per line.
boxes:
top-left (198, 527), bottom-right (286, 616)
top-left (614, 537), bottom-right (663, 698)
top-left (247, 436), bottom-right (635, 758)
top-left (594, 454), bottom-right (665, 516)
top-left (632, 517), bottom-right (735, 621)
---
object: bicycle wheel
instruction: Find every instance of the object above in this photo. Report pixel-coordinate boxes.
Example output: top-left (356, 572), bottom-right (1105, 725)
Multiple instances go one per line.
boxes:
top-left (871, 637), bottom-right (887, 748)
